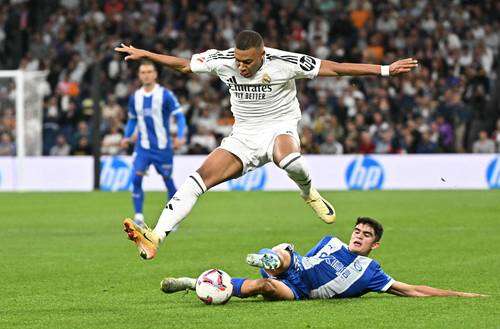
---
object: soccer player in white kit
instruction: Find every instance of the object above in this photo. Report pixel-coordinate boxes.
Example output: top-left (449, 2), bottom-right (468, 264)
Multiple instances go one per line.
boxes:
top-left (115, 30), bottom-right (418, 260)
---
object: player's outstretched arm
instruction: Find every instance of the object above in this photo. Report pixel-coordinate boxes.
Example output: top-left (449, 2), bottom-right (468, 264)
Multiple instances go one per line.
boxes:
top-left (318, 58), bottom-right (418, 77)
top-left (386, 281), bottom-right (485, 297)
top-left (114, 43), bottom-right (192, 74)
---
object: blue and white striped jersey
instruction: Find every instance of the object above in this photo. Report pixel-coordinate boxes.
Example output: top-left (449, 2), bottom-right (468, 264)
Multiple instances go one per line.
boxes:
top-left (294, 236), bottom-right (394, 299)
top-left (125, 84), bottom-right (185, 151)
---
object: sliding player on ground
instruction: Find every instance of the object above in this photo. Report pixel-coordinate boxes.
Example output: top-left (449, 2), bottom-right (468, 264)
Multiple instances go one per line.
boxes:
top-left (162, 217), bottom-right (484, 300)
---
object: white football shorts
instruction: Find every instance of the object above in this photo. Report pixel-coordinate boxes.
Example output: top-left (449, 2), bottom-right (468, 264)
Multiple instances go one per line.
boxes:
top-left (219, 120), bottom-right (301, 174)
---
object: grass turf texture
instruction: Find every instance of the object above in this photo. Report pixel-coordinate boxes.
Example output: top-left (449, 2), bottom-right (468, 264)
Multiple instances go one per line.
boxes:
top-left (1, 190), bottom-right (499, 329)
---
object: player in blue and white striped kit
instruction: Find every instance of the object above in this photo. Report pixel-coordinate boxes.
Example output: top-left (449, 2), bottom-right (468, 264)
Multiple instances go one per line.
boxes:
top-left (121, 60), bottom-right (186, 227)
top-left (161, 217), bottom-right (483, 299)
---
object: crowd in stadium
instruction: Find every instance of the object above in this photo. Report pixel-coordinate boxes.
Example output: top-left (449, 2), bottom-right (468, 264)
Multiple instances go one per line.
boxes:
top-left (0, 0), bottom-right (499, 156)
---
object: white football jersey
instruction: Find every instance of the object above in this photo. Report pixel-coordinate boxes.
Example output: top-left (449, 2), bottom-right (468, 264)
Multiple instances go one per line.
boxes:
top-left (190, 47), bottom-right (321, 128)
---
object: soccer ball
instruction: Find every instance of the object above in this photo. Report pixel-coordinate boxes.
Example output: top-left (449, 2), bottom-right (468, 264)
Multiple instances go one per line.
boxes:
top-left (195, 269), bottom-right (233, 305)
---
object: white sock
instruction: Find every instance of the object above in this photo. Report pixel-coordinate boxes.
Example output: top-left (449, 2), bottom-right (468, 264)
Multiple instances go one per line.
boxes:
top-left (153, 172), bottom-right (207, 240)
top-left (134, 213), bottom-right (144, 222)
top-left (278, 152), bottom-right (312, 196)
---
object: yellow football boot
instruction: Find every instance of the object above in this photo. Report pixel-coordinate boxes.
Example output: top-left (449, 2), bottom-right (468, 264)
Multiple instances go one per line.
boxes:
top-left (302, 188), bottom-right (336, 224)
top-left (123, 218), bottom-right (160, 260)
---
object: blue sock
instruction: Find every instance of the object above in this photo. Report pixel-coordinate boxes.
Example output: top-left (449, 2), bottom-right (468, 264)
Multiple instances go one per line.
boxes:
top-left (259, 268), bottom-right (270, 278)
top-left (231, 278), bottom-right (247, 298)
top-left (132, 174), bottom-right (144, 214)
top-left (163, 176), bottom-right (177, 200)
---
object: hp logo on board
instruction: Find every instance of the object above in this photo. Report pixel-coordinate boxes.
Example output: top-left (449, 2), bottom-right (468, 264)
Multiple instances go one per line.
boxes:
top-left (100, 156), bottom-right (132, 191)
top-left (486, 157), bottom-right (500, 189)
top-left (227, 167), bottom-right (267, 191)
top-left (345, 156), bottom-right (385, 190)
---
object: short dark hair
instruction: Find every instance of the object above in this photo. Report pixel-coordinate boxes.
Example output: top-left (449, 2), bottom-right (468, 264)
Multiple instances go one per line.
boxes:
top-left (235, 30), bottom-right (263, 50)
top-left (355, 217), bottom-right (384, 242)
top-left (139, 59), bottom-right (157, 70)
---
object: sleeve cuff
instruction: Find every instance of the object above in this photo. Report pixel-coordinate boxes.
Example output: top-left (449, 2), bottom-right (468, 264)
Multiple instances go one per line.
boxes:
top-left (381, 279), bottom-right (395, 292)
top-left (189, 57), bottom-right (203, 73)
top-left (309, 59), bottom-right (321, 79)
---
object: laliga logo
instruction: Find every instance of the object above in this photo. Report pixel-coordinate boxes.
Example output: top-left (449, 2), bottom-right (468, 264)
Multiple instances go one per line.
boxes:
top-left (100, 156), bottom-right (132, 191)
top-left (345, 156), bottom-right (384, 190)
top-left (227, 167), bottom-right (267, 191)
top-left (486, 157), bottom-right (500, 189)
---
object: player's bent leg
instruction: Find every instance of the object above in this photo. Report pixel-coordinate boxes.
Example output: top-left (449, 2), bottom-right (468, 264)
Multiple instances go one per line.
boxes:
top-left (247, 250), bottom-right (281, 270)
top-left (123, 218), bottom-right (160, 260)
top-left (152, 148), bottom-right (244, 241)
top-left (273, 135), bottom-right (311, 196)
top-left (196, 148), bottom-right (244, 189)
top-left (268, 248), bottom-right (292, 276)
top-left (152, 172), bottom-right (206, 241)
top-left (160, 277), bottom-right (196, 293)
top-left (238, 278), bottom-right (295, 301)
top-left (273, 135), bottom-right (336, 224)
top-left (246, 248), bottom-right (291, 277)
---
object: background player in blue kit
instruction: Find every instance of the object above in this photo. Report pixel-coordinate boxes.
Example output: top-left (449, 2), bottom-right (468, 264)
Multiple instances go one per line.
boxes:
top-left (121, 60), bottom-right (186, 228)
top-left (161, 217), bottom-right (484, 299)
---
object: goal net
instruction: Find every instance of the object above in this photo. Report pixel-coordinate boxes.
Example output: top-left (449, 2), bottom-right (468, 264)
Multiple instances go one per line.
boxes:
top-left (0, 70), bottom-right (47, 157)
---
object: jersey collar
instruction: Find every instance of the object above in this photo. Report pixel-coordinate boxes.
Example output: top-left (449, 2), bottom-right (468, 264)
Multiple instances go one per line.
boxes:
top-left (141, 83), bottom-right (159, 96)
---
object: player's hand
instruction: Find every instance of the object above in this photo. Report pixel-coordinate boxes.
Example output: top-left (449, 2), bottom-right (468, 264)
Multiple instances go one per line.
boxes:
top-left (120, 138), bottom-right (130, 149)
top-left (173, 137), bottom-right (186, 150)
top-left (114, 43), bottom-right (148, 61)
top-left (461, 292), bottom-right (489, 298)
top-left (389, 58), bottom-right (418, 75)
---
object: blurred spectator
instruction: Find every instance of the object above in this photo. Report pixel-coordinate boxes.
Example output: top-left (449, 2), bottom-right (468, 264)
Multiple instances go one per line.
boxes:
top-left (56, 73), bottom-right (80, 97)
top-left (72, 121), bottom-right (90, 148)
top-left (435, 115), bottom-right (454, 153)
top-left (0, 132), bottom-right (15, 156)
top-left (358, 131), bottom-right (375, 154)
top-left (191, 107), bottom-right (218, 133)
top-left (215, 108), bottom-right (235, 137)
top-left (375, 125), bottom-right (397, 154)
top-left (102, 94), bottom-right (124, 127)
top-left (493, 119), bottom-right (500, 153)
top-left (49, 134), bottom-right (71, 156)
top-left (301, 127), bottom-right (320, 154)
top-left (1, 107), bottom-right (16, 133)
top-left (101, 124), bottom-right (123, 155)
top-left (0, 0), bottom-right (496, 155)
top-left (329, 115), bottom-right (345, 142)
top-left (320, 133), bottom-right (343, 155)
top-left (472, 130), bottom-right (496, 153)
top-left (72, 136), bottom-right (92, 156)
top-left (350, 1), bottom-right (372, 30)
top-left (417, 130), bottom-right (438, 154)
top-left (189, 125), bottom-right (217, 154)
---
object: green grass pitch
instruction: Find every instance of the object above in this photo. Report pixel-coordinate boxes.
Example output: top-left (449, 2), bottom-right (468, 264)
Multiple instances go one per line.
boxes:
top-left (1, 190), bottom-right (499, 328)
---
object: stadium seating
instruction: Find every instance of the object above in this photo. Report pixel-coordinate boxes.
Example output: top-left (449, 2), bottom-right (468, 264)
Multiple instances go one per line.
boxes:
top-left (0, 0), bottom-right (498, 156)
